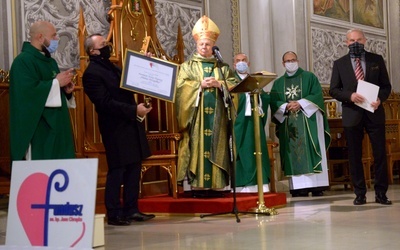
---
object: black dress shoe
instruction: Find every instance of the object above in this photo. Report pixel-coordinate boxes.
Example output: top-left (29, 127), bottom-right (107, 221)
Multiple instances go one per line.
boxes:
top-left (353, 195), bottom-right (366, 205)
top-left (312, 191), bottom-right (324, 197)
top-left (375, 194), bottom-right (392, 205)
top-left (127, 212), bottom-right (155, 222)
top-left (107, 216), bottom-right (131, 226)
top-left (291, 190), bottom-right (309, 197)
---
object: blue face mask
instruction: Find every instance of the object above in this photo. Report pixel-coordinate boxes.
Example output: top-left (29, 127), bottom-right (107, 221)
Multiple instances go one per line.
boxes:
top-left (236, 61), bottom-right (249, 74)
top-left (45, 39), bottom-right (59, 53)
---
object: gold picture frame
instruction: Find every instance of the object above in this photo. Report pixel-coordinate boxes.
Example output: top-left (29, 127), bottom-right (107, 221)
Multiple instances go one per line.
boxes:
top-left (120, 49), bottom-right (179, 103)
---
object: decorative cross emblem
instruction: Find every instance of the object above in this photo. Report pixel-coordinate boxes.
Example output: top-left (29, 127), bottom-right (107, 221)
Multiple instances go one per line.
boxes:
top-left (285, 84), bottom-right (300, 100)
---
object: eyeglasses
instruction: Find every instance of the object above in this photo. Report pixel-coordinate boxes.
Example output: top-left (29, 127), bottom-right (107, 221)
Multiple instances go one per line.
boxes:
top-left (92, 42), bottom-right (112, 51)
top-left (283, 59), bottom-right (297, 63)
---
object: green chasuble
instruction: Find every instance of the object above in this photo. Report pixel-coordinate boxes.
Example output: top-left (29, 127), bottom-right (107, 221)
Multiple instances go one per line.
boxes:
top-left (233, 73), bottom-right (270, 187)
top-left (270, 68), bottom-right (330, 176)
top-left (175, 53), bottom-right (237, 189)
top-left (9, 42), bottom-right (75, 161)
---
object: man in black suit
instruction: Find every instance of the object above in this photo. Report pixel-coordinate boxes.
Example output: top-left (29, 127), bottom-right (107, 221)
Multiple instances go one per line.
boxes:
top-left (330, 28), bottom-right (392, 205)
top-left (83, 34), bottom-right (155, 225)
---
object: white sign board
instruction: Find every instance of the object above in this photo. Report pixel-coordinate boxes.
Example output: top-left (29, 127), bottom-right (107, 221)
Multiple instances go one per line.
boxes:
top-left (5, 159), bottom-right (98, 249)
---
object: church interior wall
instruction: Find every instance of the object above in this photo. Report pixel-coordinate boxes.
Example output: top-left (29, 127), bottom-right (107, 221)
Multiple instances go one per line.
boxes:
top-left (308, 0), bottom-right (390, 87)
top-left (236, 0), bottom-right (400, 92)
top-left (207, 0), bottom-right (235, 64)
top-left (2, 0), bottom-right (399, 91)
top-left (388, 0), bottom-right (400, 91)
top-left (0, 0), bottom-right (12, 71)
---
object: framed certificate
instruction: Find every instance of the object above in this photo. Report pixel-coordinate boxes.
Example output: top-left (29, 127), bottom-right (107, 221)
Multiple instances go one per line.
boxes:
top-left (120, 49), bottom-right (179, 103)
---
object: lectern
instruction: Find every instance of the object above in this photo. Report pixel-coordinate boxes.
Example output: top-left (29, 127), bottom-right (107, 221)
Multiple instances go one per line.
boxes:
top-left (230, 72), bottom-right (278, 215)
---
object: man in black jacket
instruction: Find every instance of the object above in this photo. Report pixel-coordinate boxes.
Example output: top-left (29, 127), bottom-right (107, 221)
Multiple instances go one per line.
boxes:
top-left (330, 28), bottom-right (392, 206)
top-left (83, 34), bottom-right (155, 225)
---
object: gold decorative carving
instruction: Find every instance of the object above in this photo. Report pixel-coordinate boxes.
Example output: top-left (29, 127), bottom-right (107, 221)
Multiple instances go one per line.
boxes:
top-left (231, 0), bottom-right (241, 55)
top-left (0, 69), bottom-right (9, 83)
top-left (327, 101), bottom-right (337, 118)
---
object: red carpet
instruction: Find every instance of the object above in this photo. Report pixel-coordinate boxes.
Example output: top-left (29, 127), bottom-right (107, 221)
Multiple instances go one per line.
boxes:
top-left (138, 192), bottom-right (287, 214)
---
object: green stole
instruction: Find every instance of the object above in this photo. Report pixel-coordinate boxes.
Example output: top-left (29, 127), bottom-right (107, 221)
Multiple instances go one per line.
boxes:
top-left (200, 61), bottom-right (217, 188)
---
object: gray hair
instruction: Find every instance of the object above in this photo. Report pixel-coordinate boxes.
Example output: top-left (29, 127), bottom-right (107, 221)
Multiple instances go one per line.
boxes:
top-left (84, 33), bottom-right (102, 55)
top-left (346, 28), bottom-right (366, 38)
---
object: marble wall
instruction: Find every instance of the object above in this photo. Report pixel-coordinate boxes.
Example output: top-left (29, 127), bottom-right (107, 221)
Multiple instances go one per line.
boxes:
top-left (0, 0), bottom-right (236, 70)
top-left (1, 0), bottom-right (225, 70)
top-left (17, 0), bottom-right (111, 70)
top-left (154, 0), bottom-right (202, 61)
top-left (238, 0), bottom-right (399, 91)
top-left (0, 1), bottom-right (12, 71)
top-left (0, 0), bottom-right (112, 70)
top-left (311, 27), bottom-right (387, 84)
top-left (309, 0), bottom-right (388, 85)
top-left (1, 0), bottom-right (399, 91)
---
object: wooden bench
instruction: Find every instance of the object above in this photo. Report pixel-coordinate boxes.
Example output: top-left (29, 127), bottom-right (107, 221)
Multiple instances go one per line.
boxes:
top-left (385, 119), bottom-right (400, 184)
top-left (140, 133), bottom-right (181, 198)
top-left (328, 119), bottom-right (372, 189)
top-left (267, 140), bottom-right (278, 193)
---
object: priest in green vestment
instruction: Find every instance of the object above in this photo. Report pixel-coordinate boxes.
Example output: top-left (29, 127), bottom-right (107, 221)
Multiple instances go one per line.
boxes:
top-left (9, 21), bottom-right (76, 161)
top-left (176, 16), bottom-right (237, 190)
top-left (270, 51), bottom-right (330, 197)
top-left (232, 53), bottom-right (270, 192)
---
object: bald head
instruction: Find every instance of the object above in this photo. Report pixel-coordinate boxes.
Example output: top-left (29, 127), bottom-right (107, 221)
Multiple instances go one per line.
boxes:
top-left (282, 51), bottom-right (297, 62)
top-left (29, 21), bottom-right (57, 50)
top-left (30, 21), bottom-right (52, 37)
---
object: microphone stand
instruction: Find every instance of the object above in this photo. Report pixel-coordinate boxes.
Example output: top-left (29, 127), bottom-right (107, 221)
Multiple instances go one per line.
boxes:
top-left (199, 58), bottom-right (267, 223)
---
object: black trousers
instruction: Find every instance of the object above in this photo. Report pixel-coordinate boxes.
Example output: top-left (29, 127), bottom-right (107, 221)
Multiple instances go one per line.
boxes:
top-left (344, 115), bottom-right (388, 197)
top-left (105, 162), bottom-right (141, 218)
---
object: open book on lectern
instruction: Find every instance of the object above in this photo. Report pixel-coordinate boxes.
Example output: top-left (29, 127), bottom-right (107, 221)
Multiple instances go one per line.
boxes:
top-left (229, 70), bottom-right (277, 94)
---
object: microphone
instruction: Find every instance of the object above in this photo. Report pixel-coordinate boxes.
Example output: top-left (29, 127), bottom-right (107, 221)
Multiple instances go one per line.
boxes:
top-left (212, 46), bottom-right (224, 63)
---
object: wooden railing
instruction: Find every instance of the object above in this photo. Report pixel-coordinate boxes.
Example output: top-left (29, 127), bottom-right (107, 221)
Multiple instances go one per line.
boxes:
top-left (0, 70), bottom-right (11, 194)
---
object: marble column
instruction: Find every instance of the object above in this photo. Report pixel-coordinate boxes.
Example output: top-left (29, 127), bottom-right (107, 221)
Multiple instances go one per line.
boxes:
top-left (0, 0), bottom-right (13, 70)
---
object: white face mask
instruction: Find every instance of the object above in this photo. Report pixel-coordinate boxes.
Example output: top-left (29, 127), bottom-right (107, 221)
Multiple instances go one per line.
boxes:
top-left (236, 61), bottom-right (249, 74)
top-left (285, 62), bottom-right (299, 73)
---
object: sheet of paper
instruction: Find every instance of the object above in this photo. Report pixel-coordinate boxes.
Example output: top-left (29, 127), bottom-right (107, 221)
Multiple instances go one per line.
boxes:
top-left (355, 80), bottom-right (379, 113)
